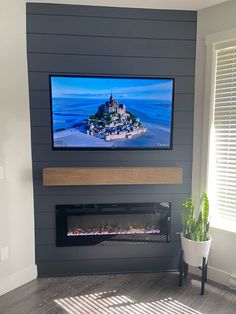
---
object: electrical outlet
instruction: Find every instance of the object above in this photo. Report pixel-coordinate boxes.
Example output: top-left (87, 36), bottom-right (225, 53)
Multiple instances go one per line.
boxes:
top-left (0, 247), bottom-right (9, 261)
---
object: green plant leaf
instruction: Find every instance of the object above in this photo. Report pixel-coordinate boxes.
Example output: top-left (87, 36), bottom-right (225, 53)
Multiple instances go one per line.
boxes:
top-left (181, 192), bottom-right (210, 242)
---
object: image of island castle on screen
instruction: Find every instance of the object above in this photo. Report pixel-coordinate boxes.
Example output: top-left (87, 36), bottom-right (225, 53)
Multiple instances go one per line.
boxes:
top-left (50, 76), bottom-right (174, 149)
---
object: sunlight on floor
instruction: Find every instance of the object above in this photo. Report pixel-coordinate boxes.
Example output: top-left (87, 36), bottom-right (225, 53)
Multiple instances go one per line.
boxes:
top-left (54, 290), bottom-right (203, 314)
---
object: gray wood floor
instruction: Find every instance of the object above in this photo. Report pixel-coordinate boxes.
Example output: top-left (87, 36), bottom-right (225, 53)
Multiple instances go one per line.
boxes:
top-left (0, 273), bottom-right (235, 314)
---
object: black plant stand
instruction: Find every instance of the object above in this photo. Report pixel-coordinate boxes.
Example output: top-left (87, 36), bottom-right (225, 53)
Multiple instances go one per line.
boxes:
top-left (179, 250), bottom-right (208, 295)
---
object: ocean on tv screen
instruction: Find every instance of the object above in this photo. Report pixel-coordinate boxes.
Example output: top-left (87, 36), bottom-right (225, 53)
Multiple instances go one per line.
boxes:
top-left (50, 76), bottom-right (174, 148)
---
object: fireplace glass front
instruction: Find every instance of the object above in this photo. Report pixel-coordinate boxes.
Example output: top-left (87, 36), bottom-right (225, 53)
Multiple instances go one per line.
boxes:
top-left (56, 202), bottom-right (171, 246)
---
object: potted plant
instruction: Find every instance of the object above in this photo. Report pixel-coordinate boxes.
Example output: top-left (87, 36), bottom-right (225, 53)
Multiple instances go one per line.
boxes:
top-left (181, 192), bottom-right (211, 267)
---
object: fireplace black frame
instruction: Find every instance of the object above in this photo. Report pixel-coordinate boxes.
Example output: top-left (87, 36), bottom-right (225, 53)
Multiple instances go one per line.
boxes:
top-left (56, 202), bottom-right (171, 247)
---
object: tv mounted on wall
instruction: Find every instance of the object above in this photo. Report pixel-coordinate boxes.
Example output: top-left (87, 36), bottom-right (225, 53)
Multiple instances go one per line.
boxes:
top-left (49, 75), bottom-right (174, 150)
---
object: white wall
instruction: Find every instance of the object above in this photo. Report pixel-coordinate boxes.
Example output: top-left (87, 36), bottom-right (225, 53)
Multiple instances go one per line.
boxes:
top-left (192, 0), bottom-right (236, 287)
top-left (0, 0), bottom-right (37, 295)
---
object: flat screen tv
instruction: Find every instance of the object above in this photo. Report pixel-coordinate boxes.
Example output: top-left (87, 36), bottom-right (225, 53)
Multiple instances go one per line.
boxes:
top-left (49, 75), bottom-right (174, 150)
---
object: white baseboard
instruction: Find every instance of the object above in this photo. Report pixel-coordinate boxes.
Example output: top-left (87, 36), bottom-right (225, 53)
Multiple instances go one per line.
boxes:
top-left (190, 265), bottom-right (231, 287)
top-left (0, 264), bottom-right (37, 296)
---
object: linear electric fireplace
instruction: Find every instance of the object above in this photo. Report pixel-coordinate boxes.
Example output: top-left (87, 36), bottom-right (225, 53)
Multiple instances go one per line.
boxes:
top-left (56, 202), bottom-right (171, 246)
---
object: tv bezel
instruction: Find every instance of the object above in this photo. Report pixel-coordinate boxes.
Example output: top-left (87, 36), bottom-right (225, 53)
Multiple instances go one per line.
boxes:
top-left (49, 74), bottom-right (175, 151)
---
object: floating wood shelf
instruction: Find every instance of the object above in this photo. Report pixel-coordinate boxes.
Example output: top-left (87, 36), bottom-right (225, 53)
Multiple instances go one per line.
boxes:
top-left (43, 167), bottom-right (183, 186)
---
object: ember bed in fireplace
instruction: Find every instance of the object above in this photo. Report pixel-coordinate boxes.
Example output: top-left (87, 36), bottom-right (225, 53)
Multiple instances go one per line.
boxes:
top-left (56, 202), bottom-right (171, 246)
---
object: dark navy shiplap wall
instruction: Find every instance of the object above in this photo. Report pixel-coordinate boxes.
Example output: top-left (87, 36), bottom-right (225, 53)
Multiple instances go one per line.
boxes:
top-left (26, 3), bottom-right (196, 276)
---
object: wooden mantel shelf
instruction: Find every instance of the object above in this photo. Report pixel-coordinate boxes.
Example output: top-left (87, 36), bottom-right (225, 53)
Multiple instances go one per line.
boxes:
top-left (43, 167), bottom-right (183, 186)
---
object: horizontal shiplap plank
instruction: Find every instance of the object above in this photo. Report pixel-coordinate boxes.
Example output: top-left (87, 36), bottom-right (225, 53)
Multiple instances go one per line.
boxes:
top-left (27, 53), bottom-right (195, 76)
top-left (27, 15), bottom-right (196, 40)
top-left (36, 241), bottom-right (180, 261)
top-left (31, 144), bottom-right (192, 162)
top-left (30, 108), bottom-right (193, 127)
top-left (27, 34), bottom-right (196, 59)
top-left (29, 90), bottom-right (194, 111)
top-left (26, 3), bottom-right (196, 22)
top-left (35, 178), bottom-right (189, 196)
top-left (37, 256), bottom-right (179, 276)
top-left (31, 126), bottom-right (193, 146)
top-left (28, 72), bottom-right (194, 94)
top-left (36, 229), bottom-right (55, 245)
top-left (173, 128), bottom-right (193, 144)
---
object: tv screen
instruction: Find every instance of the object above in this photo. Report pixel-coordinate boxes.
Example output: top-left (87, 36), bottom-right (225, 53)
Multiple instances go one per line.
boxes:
top-left (49, 75), bottom-right (174, 150)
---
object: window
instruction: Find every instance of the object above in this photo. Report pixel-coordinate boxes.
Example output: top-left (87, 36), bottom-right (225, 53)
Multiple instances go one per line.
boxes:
top-left (211, 44), bottom-right (236, 232)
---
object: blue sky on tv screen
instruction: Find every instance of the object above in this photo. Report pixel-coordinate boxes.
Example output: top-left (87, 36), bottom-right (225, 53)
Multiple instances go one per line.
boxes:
top-left (51, 76), bottom-right (173, 102)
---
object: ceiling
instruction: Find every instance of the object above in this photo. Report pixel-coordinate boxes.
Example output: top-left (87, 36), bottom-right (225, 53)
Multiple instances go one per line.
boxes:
top-left (32, 0), bottom-right (231, 11)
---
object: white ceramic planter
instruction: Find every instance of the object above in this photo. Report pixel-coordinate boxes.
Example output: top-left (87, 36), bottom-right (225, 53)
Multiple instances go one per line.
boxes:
top-left (181, 233), bottom-right (212, 267)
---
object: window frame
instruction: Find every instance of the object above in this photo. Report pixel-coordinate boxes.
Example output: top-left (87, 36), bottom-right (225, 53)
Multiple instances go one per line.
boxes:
top-left (196, 28), bottom-right (236, 233)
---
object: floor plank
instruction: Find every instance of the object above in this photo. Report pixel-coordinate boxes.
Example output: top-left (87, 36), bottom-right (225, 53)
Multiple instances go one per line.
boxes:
top-left (0, 273), bottom-right (235, 314)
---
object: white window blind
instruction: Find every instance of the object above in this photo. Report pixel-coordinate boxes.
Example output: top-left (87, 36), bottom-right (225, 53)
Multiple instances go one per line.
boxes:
top-left (213, 45), bottom-right (236, 230)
